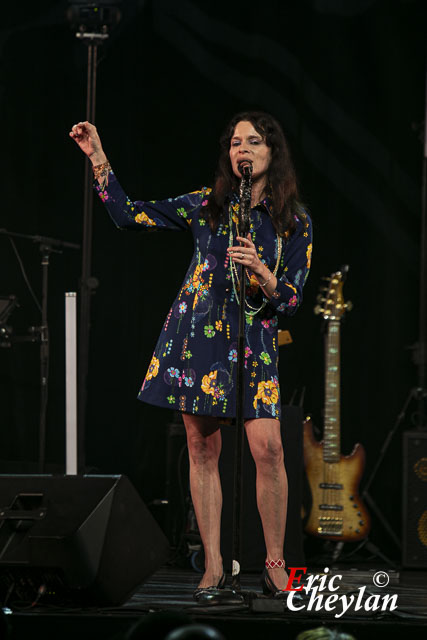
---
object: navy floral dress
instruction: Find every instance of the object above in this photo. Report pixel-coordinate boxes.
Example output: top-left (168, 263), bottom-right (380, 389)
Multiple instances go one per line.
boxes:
top-left (95, 171), bottom-right (312, 421)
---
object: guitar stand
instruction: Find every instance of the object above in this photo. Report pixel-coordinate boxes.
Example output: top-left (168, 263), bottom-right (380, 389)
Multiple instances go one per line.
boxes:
top-left (330, 537), bottom-right (399, 568)
top-left (356, 539), bottom-right (399, 569)
top-left (355, 386), bottom-right (427, 568)
top-left (362, 388), bottom-right (427, 552)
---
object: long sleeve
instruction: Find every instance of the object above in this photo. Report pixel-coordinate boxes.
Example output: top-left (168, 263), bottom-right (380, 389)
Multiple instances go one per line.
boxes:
top-left (94, 170), bottom-right (211, 232)
top-left (267, 213), bottom-right (313, 317)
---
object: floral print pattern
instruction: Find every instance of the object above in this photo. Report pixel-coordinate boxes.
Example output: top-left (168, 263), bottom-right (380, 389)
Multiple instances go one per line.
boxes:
top-left (95, 172), bottom-right (312, 420)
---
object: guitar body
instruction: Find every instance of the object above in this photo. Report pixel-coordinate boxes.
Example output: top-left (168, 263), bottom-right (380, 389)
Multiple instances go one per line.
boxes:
top-left (303, 417), bottom-right (371, 542)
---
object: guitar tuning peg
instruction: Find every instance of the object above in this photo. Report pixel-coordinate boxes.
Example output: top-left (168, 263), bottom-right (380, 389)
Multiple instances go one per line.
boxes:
top-left (345, 301), bottom-right (353, 311)
top-left (314, 305), bottom-right (324, 315)
top-left (321, 276), bottom-right (331, 281)
top-left (316, 294), bottom-right (325, 303)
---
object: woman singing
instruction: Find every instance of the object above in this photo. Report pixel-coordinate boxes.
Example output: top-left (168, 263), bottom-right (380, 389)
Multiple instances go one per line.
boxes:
top-left (70, 111), bottom-right (312, 602)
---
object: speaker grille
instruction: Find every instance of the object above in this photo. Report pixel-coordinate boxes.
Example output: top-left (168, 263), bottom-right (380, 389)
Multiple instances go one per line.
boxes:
top-left (402, 432), bottom-right (427, 567)
top-left (417, 510), bottom-right (427, 548)
top-left (414, 457), bottom-right (427, 482)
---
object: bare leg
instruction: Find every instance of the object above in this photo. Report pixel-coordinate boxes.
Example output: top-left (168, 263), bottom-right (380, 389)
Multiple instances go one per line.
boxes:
top-left (183, 413), bottom-right (223, 588)
top-left (245, 418), bottom-right (289, 590)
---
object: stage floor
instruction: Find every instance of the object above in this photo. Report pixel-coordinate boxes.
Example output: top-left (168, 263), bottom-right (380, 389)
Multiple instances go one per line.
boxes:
top-left (4, 563), bottom-right (427, 640)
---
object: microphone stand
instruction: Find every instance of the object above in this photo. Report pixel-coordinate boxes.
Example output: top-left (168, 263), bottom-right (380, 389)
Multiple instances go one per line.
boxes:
top-left (0, 228), bottom-right (80, 472)
top-left (76, 31), bottom-right (107, 473)
top-left (231, 165), bottom-right (252, 593)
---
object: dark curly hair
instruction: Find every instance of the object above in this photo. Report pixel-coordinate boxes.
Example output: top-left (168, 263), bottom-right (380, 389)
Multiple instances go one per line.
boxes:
top-left (203, 111), bottom-right (305, 236)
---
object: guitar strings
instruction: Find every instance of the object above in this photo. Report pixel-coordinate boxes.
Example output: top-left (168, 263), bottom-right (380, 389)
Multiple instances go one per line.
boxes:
top-left (323, 321), bottom-right (342, 536)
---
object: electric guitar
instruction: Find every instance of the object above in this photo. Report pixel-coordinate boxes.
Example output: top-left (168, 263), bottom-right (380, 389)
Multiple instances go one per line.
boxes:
top-left (303, 266), bottom-right (371, 542)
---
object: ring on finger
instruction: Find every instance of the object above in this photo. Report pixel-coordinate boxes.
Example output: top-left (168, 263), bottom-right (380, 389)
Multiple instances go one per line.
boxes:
top-left (240, 253), bottom-right (244, 259)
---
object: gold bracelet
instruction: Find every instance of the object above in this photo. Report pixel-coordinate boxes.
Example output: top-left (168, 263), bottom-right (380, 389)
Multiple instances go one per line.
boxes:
top-left (258, 271), bottom-right (272, 287)
top-left (93, 161), bottom-right (111, 190)
top-left (93, 160), bottom-right (111, 180)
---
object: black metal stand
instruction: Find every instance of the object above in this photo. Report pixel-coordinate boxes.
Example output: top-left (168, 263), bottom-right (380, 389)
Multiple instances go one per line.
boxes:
top-left (360, 389), bottom-right (422, 552)
top-left (231, 169), bottom-right (252, 594)
top-left (416, 51), bottom-right (427, 427)
top-left (75, 33), bottom-right (107, 473)
top-left (67, 0), bottom-right (122, 476)
top-left (337, 54), bottom-right (427, 569)
top-left (38, 244), bottom-right (53, 474)
top-left (0, 228), bottom-right (80, 472)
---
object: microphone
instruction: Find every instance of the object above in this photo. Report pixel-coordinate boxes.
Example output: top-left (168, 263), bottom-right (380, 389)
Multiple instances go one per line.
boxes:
top-left (238, 161), bottom-right (252, 176)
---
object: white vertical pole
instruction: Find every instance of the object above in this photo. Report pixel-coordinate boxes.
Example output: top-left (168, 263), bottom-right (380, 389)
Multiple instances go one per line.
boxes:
top-left (65, 292), bottom-right (78, 475)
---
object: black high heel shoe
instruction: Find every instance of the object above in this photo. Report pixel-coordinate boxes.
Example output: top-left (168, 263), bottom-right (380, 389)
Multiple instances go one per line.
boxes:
top-left (261, 559), bottom-right (305, 602)
top-left (193, 573), bottom-right (226, 603)
top-left (262, 567), bottom-right (289, 598)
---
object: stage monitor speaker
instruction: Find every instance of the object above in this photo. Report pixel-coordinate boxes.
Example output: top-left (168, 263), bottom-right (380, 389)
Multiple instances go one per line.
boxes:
top-left (0, 474), bottom-right (170, 606)
top-left (402, 431), bottom-right (427, 568)
top-left (219, 405), bottom-right (305, 571)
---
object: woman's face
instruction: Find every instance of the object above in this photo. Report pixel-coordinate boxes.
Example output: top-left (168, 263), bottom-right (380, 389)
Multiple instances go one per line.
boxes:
top-left (229, 120), bottom-right (271, 181)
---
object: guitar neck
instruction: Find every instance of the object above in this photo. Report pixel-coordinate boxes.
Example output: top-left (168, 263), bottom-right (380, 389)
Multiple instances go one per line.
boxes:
top-left (324, 320), bottom-right (341, 462)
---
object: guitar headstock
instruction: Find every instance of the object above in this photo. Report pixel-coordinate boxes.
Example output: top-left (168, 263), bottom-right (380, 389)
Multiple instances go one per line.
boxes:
top-left (314, 265), bottom-right (353, 320)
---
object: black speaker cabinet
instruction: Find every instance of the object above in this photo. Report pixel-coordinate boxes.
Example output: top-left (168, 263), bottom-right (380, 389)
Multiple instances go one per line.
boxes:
top-left (219, 405), bottom-right (305, 571)
top-left (402, 431), bottom-right (427, 568)
top-left (0, 474), bottom-right (170, 606)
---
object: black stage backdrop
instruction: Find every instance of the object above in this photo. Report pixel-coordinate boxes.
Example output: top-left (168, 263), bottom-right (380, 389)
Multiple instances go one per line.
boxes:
top-left (0, 0), bottom-right (425, 563)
